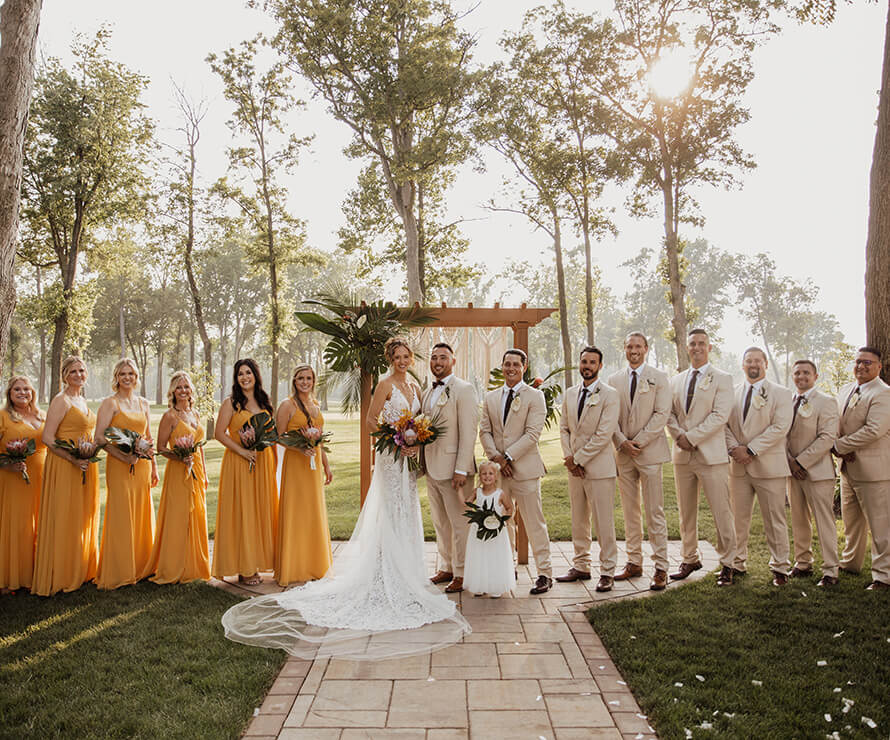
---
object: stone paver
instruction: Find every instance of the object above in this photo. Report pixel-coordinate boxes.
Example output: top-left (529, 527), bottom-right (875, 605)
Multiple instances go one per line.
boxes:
top-left (220, 540), bottom-right (719, 740)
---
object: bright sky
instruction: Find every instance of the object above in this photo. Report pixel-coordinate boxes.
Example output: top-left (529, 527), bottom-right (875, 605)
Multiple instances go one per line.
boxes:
top-left (34, 0), bottom-right (887, 357)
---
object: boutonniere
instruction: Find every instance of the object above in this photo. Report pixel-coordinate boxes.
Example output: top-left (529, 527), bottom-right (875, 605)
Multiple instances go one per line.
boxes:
top-left (752, 387), bottom-right (768, 410)
top-left (436, 385), bottom-right (451, 407)
top-left (798, 398), bottom-right (813, 418)
top-left (698, 373), bottom-right (713, 391)
top-left (587, 387), bottom-right (601, 406)
top-left (511, 393), bottom-right (521, 413)
top-left (638, 378), bottom-right (656, 394)
top-left (848, 392), bottom-right (861, 411)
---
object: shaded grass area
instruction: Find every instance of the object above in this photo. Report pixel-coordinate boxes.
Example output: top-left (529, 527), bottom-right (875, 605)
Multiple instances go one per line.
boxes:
top-left (0, 582), bottom-right (285, 739)
top-left (588, 479), bottom-right (890, 738)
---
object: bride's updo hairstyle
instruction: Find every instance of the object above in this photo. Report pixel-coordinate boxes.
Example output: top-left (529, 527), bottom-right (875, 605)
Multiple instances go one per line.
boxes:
top-left (383, 337), bottom-right (414, 367)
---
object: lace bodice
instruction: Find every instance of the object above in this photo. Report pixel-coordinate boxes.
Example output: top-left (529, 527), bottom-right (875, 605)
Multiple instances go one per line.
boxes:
top-left (381, 384), bottom-right (420, 424)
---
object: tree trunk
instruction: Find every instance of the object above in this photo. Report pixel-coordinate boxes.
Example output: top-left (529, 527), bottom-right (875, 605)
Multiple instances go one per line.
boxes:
top-left (219, 333), bottom-right (227, 402)
top-left (582, 205), bottom-right (595, 345)
top-left (118, 303), bottom-right (126, 358)
top-left (663, 190), bottom-right (688, 372)
top-left (36, 265), bottom-right (46, 403)
top-left (49, 309), bottom-right (67, 397)
top-left (155, 347), bottom-right (164, 404)
top-left (550, 206), bottom-right (574, 389)
top-left (379, 149), bottom-right (423, 304)
top-left (866, 0), bottom-right (890, 383)
top-left (0, 0), bottom-right (43, 380)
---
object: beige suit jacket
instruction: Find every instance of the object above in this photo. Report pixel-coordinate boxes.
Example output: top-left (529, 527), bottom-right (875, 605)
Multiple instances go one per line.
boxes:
top-left (725, 379), bottom-right (792, 479)
top-left (479, 384), bottom-right (547, 481)
top-left (786, 389), bottom-right (838, 481)
top-left (667, 366), bottom-right (734, 466)
top-left (421, 376), bottom-right (478, 481)
top-left (835, 378), bottom-right (890, 481)
top-left (559, 381), bottom-right (620, 479)
top-left (607, 365), bottom-right (670, 465)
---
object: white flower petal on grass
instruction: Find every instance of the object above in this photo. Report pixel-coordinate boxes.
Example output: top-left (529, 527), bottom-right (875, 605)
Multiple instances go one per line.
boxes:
top-left (801, 591), bottom-right (807, 597)
top-left (862, 717), bottom-right (877, 729)
top-left (833, 631), bottom-right (844, 638)
top-left (674, 682), bottom-right (684, 687)
top-left (695, 674), bottom-right (706, 682)
top-left (700, 721), bottom-right (713, 730)
top-left (685, 729), bottom-right (693, 739)
top-left (724, 712), bottom-right (736, 719)
top-left (833, 688), bottom-right (841, 693)
top-left (817, 660), bottom-right (827, 666)
top-left (841, 698), bottom-right (854, 714)
top-left (752, 680), bottom-right (763, 686)
top-left (824, 714), bottom-right (832, 722)
top-left (630, 635), bottom-right (637, 639)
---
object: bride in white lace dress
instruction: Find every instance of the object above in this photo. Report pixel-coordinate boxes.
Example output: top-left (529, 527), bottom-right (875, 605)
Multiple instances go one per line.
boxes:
top-left (221, 338), bottom-right (471, 660)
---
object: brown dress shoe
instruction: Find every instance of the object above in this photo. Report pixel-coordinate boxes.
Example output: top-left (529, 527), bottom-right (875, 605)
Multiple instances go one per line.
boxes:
top-left (669, 561), bottom-right (702, 580)
top-left (817, 575), bottom-right (839, 587)
top-left (716, 566), bottom-right (733, 586)
top-left (649, 569), bottom-right (668, 591)
top-left (866, 580), bottom-right (890, 590)
top-left (790, 566), bottom-right (813, 578)
top-left (445, 577), bottom-right (464, 593)
top-left (614, 562), bottom-right (644, 581)
top-left (430, 570), bottom-right (453, 585)
top-left (555, 568), bottom-right (591, 582)
top-left (530, 575), bottom-right (553, 594)
top-left (595, 576), bottom-right (613, 592)
top-left (772, 571), bottom-right (789, 586)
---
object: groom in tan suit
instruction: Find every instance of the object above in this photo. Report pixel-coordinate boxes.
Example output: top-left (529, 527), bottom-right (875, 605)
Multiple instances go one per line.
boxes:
top-left (479, 348), bottom-right (553, 594)
top-left (422, 342), bottom-right (479, 594)
top-left (666, 328), bottom-right (737, 586)
top-left (834, 346), bottom-right (890, 590)
top-left (725, 347), bottom-right (793, 586)
top-left (607, 332), bottom-right (671, 591)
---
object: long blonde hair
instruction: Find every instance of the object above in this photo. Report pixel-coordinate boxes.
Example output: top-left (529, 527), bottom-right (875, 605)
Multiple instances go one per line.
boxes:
top-left (4, 375), bottom-right (45, 423)
top-left (290, 364), bottom-right (318, 423)
top-left (111, 358), bottom-right (140, 393)
top-left (166, 370), bottom-right (196, 410)
top-left (60, 355), bottom-right (87, 395)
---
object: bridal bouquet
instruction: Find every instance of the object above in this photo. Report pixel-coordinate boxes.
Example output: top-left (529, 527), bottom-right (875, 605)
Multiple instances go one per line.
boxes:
top-left (238, 412), bottom-right (278, 471)
top-left (164, 433), bottom-right (205, 480)
top-left (463, 499), bottom-right (511, 541)
top-left (104, 426), bottom-right (154, 474)
top-left (278, 426), bottom-right (332, 470)
top-left (55, 436), bottom-right (103, 484)
top-left (372, 408), bottom-right (443, 473)
top-left (0, 438), bottom-right (38, 483)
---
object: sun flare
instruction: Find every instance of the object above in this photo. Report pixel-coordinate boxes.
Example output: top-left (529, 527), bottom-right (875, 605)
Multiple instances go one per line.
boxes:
top-left (648, 52), bottom-right (694, 100)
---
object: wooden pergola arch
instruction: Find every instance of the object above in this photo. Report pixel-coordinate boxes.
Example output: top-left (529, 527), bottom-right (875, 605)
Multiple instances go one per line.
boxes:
top-left (359, 302), bottom-right (557, 564)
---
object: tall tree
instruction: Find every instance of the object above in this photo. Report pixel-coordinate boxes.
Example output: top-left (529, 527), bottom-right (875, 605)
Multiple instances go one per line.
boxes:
top-left (267, 0), bottom-right (478, 304)
top-left (20, 30), bottom-right (153, 395)
top-left (0, 0), bottom-right (42, 379)
top-left (587, 0), bottom-right (777, 369)
top-left (209, 36), bottom-right (313, 406)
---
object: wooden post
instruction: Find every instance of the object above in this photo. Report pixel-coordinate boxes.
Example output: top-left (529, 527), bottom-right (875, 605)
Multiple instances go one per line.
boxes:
top-left (360, 369), bottom-right (372, 505)
top-left (512, 319), bottom-right (530, 565)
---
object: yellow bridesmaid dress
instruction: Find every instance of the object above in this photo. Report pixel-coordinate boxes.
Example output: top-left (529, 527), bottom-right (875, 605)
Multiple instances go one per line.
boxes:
top-left (211, 409), bottom-right (278, 578)
top-left (0, 409), bottom-right (46, 591)
top-left (275, 405), bottom-right (332, 585)
top-left (148, 420), bottom-right (210, 583)
top-left (95, 401), bottom-right (155, 590)
top-left (32, 405), bottom-right (101, 596)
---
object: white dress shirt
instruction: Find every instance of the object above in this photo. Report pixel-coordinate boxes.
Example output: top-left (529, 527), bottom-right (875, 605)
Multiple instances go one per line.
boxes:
top-left (428, 373), bottom-right (452, 408)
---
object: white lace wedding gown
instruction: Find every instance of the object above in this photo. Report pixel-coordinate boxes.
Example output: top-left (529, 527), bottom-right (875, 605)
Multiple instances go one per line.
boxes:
top-left (221, 386), bottom-right (471, 660)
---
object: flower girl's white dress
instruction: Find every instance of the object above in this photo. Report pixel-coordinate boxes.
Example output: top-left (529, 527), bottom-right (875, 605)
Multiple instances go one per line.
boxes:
top-left (463, 487), bottom-right (516, 597)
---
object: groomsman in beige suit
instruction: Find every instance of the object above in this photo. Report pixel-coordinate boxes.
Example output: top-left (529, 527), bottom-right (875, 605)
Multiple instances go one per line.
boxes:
top-left (786, 359), bottom-right (840, 587)
top-left (422, 342), bottom-right (479, 594)
top-left (557, 346), bottom-right (621, 592)
top-left (834, 346), bottom-right (890, 590)
top-left (479, 348), bottom-right (553, 594)
top-left (725, 347), bottom-right (793, 586)
top-left (607, 333), bottom-right (671, 591)
top-left (666, 328), bottom-right (737, 586)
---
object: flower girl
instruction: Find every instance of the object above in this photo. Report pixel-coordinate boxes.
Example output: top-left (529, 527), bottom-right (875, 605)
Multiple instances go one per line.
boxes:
top-left (463, 460), bottom-right (516, 598)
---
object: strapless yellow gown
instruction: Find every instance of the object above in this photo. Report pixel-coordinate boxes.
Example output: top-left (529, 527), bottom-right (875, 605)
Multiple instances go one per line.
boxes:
top-left (211, 409), bottom-right (278, 578)
top-left (275, 406), bottom-right (332, 585)
top-left (32, 405), bottom-right (100, 596)
top-left (96, 403), bottom-right (155, 590)
top-left (148, 420), bottom-right (210, 583)
top-left (0, 409), bottom-right (46, 590)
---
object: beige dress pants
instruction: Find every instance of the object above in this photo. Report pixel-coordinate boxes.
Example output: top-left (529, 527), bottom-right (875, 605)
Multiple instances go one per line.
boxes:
top-left (674, 459), bottom-right (736, 568)
top-left (502, 477), bottom-right (552, 578)
top-left (731, 473), bottom-right (791, 575)
top-left (566, 474), bottom-right (617, 576)
top-left (839, 474), bottom-right (890, 584)
top-left (427, 476), bottom-right (470, 578)
top-left (616, 456), bottom-right (669, 572)
top-left (788, 477), bottom-right (839, 578)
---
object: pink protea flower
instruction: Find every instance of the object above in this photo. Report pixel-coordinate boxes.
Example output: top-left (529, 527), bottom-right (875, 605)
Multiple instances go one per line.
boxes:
top-left (5, 439), bottom-right (29, 455)
top-left (77, 436), bottom-right (98, 459)
top-left (238, 425), bottom-right (256, 448)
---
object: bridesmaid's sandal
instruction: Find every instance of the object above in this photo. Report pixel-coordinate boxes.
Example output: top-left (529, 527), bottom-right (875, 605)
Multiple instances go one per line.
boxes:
top-left (239, 574), bottom-right (262, 586)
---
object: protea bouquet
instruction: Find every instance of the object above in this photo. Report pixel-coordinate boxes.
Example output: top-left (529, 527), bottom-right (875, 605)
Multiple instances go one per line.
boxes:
top-left (463, 499), bottom-right (511, 541)
top-left (277, 426), bottom-right (332, 470)
top-left (55, 436), bottom-right (102, 484)
top-left (371, 408), bottom-right (444, 472)
top-left (238, 412), bottom-right (278, 471)
top-left (164, 433), bottom-right (206, 480)
top-left (104, 426), bottom-right (154, 474)
top-left (0, 437), bottom-right (37, 483)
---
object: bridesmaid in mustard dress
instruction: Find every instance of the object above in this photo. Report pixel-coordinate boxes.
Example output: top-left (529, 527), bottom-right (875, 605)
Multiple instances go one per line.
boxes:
top-left (147, 371), bottom-right (210, 583)
top-left (0, 376), bottom-right (46, 593)
top-left (33, 356), bottom-right (101, 596)
top-left (94, 358), bottom-right (158, 590)
top-left (212, 358), bottom-right (278, 586)
top-left (275, 364), bottom-right (332, 586)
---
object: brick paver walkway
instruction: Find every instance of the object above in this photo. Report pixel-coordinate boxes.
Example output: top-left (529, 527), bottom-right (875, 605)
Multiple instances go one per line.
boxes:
top-left (213, 540), bottom-right (719, 739)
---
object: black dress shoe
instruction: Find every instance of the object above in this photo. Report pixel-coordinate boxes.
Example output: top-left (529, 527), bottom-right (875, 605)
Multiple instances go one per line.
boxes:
top-left (555, 568), bottom-right (591, 582)
top-left (669, 561), bottom-right (702, 580)
top-left (529, 575), bottom-right (553, 594)
top-left (716, 565), bottom-right (733, 586)
top-left (731, 568), bottom-right (747, 578)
